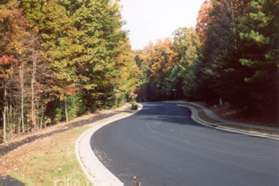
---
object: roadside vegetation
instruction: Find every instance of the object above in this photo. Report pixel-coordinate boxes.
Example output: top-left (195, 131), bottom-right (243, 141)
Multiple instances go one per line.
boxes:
top-left (136, 0), bottom-right (279, 125)
top-left (7, 125), bottom-right (91, 186)
top-left (0, 0), bottom-right (278, 184)
top-left (0, 104), bottom-right (131, 185)
top-left (0, 0), bottom-right (142, 143)
top-left (0, 0), bottom-right (278, 145)
top-left (0, 0), bottom-right (278, 144)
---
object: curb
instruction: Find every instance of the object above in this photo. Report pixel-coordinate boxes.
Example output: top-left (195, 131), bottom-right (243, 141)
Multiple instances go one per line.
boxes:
top-left (75, 104), bottom-right (143, 186)
top-left (179, 102), bottom-right (279, 141)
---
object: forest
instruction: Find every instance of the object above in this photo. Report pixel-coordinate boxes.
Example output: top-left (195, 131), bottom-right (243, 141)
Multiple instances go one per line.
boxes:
top-left (137, 0), bottom-right (279, 124)
top-left (0, 0), bottom-right (278, 143)
top-left (0, 0), bottom-right (141, 143)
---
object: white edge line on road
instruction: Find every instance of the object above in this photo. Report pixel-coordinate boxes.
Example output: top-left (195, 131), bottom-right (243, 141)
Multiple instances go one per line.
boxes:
top-left (75, 104), bottom-right (143, 186)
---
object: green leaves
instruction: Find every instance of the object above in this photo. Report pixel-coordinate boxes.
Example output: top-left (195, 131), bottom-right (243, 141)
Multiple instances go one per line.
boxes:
top-left (138, 0), bottom-right (278, 116)
top-left (240, 30), bottom-right (270, 44)
top-left (12, 0), bottom-right (140, 110)
top-left (193, 0), bottom-right (278, 112)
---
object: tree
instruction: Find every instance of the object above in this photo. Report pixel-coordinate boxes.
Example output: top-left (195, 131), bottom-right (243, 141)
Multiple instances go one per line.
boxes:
top-left (21, 0), bottom-right (83, 122)
top-left (137, 39), bottom-right (176, 100)
top-left (0, 0), bottom-right (141, 143)
top-left (188, 0), bottom-right (278, 118)
top-left (196, 0), bottom-right (212, 42)
top-left (171, 27), bottom-right (201, 98)
top-left (66, 0), bottom-right (140, 109)
top-left (237, 0), bottom-right (279, 112)
top-left (0, 0), bottom-right (31, 140)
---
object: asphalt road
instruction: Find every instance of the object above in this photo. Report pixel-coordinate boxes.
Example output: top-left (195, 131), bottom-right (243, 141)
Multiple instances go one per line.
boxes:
top-left (91, 102), bottom-right (279, 186)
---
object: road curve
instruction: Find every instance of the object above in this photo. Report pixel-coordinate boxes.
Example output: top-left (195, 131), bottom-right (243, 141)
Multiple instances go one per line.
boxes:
top-left (91, 102), bottom-right (279, 186)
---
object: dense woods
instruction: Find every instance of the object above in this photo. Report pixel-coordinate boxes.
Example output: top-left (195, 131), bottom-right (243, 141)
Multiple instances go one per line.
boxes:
top-left (137, 0), bottom-right (278, 122)
top-left (1, 0), bottom-right (278, 143)
top-left (0, 0), bottom-right (141, 143)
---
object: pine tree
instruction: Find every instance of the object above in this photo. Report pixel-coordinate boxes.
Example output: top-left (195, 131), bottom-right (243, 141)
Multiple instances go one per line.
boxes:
top-left (237, 0), bottom-right (279, 112)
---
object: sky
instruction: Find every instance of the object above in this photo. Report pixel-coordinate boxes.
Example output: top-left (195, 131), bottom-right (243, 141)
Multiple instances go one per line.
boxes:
top-left (120, 0), bottom-right (205, 50)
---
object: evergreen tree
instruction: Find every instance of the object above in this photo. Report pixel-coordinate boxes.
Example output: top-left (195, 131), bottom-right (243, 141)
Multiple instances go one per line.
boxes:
top-left (237, 0), bottom-right (279, 112)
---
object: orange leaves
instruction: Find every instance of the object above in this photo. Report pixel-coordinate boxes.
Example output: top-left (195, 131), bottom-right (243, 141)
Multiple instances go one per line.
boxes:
top-left (0, 6), bottom-right (31, 81)
top-left (0, 5), bottom-right (31, 55)
top-left (64, 85), bottom-right (78, 96)
top-left (141, 39), bottom-right (176, 78)
top-left (0, 55), bottom-right (17, 79)
top-left (196, 0), bottom-right (213, 42)
top-left (0, 55), bottom-right (16, 65)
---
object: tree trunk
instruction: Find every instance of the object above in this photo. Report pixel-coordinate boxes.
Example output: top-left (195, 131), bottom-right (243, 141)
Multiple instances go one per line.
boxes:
top-left (2, 82), bottom-right (7, 143)
top-left (64, 98), bottom-right (69, 123)
top-left (19, 63), bottom-right (25, 133)
top-left (39, 105), bottom-right (43, 128)
top-left (31, 51), bottom-right (37, 129)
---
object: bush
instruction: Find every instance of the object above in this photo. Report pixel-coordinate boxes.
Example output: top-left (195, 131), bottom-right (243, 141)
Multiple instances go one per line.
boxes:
top-left (45, 93), bottom-right (86, 124)
top-left (131, 102), bottom-right (139, 110)
top-left (54, 106), bottom-right (64, 123)
top-left (66, 93), bottom-right (86, 120)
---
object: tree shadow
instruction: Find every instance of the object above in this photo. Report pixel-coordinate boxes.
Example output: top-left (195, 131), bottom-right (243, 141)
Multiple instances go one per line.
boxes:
top-left (136, 102), bottom-right (205, 127)
top-left (0, 175), bottom-right (24, 186)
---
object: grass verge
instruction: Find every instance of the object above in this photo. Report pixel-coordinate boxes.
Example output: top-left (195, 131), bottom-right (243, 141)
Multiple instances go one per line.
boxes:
top-left (0, 104), bottom-right (130, 186)
top-left (3, 125), bottom-right (91, 186)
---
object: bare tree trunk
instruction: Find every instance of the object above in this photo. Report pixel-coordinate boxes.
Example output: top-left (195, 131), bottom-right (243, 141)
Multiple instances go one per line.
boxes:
top-left (2, 110), bottom-right (6, 143)
top-left (19, 63), bottom-right (25, 133)
top-left (2, 82), bottom-right (7, 143)
top-left (39, 105), bottom-right (43, 128)
top-left (31, 51), bottom-right (37, 129)
top-left (64, 98), bottom-right (69, 123)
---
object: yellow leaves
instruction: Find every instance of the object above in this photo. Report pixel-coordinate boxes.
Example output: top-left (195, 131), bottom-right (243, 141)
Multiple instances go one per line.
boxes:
top-left (140, 38), bottom-right (176, 79)
top-left (0, 9), bottom-right (13, 21)
top-left (196, 0), bottom-right (213, 41)
top-left (0, 5), bottom-right (31, 56)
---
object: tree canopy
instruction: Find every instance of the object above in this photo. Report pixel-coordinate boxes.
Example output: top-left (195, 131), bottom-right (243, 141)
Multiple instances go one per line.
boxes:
top-left (136, 0), bottom-right (278, 122)
top-left (1, 0), bottom-right (278, 142)
top-left (0, 0), bottom-right (141, 142)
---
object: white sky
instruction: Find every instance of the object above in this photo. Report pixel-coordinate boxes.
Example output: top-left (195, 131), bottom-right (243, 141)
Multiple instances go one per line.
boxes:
top-left (120, 0), bottom-right (205, 50)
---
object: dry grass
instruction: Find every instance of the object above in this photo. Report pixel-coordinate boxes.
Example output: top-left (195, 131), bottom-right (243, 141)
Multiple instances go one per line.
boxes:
top-left (1, 124), bottom-right (91, 185)
top-left (0, 104), bottom-right (130, 186)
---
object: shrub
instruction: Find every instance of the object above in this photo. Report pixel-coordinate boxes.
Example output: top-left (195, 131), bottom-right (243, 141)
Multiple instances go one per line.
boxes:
top-left (131, 102), bottom-right (138, 110)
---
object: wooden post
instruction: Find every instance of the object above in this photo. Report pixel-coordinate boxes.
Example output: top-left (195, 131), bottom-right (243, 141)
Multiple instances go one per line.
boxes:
top-left (132, 176), bottom-right (141, 186)
top-left (219, 98), bottom-right (223, 106)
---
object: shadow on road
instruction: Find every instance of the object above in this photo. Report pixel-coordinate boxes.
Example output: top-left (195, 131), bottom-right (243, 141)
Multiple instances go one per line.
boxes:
top-left (136, 102), bottom-right (203, 127)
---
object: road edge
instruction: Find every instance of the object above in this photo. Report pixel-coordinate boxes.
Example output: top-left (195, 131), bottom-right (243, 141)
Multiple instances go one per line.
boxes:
top-left (75, 104), bottom-right (143, 186)
top-left (179, 102), bottom-right (279, 141)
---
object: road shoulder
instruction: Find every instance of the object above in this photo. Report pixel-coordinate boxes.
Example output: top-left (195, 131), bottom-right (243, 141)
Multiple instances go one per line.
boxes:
top-left (75, 104), bottom-right (143, 186)
top-left (179, 101), bottom-right (279, 141)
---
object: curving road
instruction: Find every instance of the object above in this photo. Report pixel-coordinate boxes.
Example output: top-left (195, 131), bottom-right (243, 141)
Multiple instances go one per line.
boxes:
top-left (91, 102), bottom-right (279, 186)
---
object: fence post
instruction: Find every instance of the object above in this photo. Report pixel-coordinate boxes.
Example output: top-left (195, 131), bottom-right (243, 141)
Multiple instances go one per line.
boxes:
top-left (132, 176), bottom-right (141, 186)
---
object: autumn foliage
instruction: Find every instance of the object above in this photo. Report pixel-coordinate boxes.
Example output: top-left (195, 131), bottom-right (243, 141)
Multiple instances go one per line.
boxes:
top-left (137, 0), bottom-right (279, 123)
top-left (0, 0), bottom-right (141, 143)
